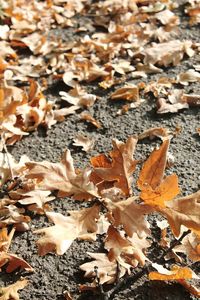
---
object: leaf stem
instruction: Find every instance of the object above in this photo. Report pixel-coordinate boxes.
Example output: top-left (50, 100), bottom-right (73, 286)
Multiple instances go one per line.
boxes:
top-left (98, 229), bottom-right (192, 300)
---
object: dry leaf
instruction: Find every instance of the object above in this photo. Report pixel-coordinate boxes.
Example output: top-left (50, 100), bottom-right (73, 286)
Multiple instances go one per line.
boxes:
top-left (110, 84), bottom-right (139, 102)
top-left (9, 190), bottom-right (55, 214)
top-left (159, 190), bottom-right (200, 237)
top-left (0, 278), bottom-right (28, 300)
top-left (143, 40), bottom-right (194, 67)
top-left (149, 264), bottom-right (197, 281)
top-left (137, 139), bottom-right (170, 190)
top-left (0, 252), bottom-right (33, 273)
top-left (105, 225), bottom-right (150, 267)
top-left (73, 135), bottom-right (95, 152)
top-left (106, 197), bottom-right (152, 238)
top-left (140, 174), bottom-right (180, 208)
top-left (26, 150), bottom-right (98, 200)
top-left (35, 204), bottom-right (100, 255)
top-left (80, 112), bottom-right (102, 129)
top-left (174, 232), bottom-right (200, 262)
top-left (91, 137), bottom-right (138, 196)
top-left (177, 69), bottom-right (200, 85)
top-left (80, 252), bottom-right (130, 285)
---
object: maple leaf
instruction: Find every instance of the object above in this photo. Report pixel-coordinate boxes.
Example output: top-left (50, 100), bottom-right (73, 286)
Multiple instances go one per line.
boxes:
top-left (106, 197), bottom-right (152, 238)
top-left (91, 137), bottom-right (138, 196)
top-left (159, 191), bottom-right (200, 237)
top-left (26, 150), bottom-right (98, 200)
top-left (79, 252), bottom-right (131, 285)
top-left (173, 232), bottom-right (200, 262)
top-left (34, 204), bottom-right (100, 255)
top-left (0, 278), bottom-right (28, 300)
top-left (105, 225), bottom-right (150, 267)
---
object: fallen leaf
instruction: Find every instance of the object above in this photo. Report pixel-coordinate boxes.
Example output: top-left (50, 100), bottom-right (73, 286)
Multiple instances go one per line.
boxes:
top-left (91, 137), bottom-right (138, 196)
top-left (149, 264), bottom-right (197, 281)
top-left (140, 174), bottom-right (180, 208)
top-left (9, 190), bottom-right (55, 214)
top-left (73, 135), bottom-right (95, 152)
top-left (143, 40), bottom-right (194, 67)
top-left (79, 252), bottom-right (130, 284)
top-left (137, 139), bottom-right (170, 190)
top-left (35, 204), bottom-right (100, 255)
top-left (106, 197), bottom-right (152, 238)
top-left (174, 232), bottom-right (200, 262)
top-left (26, 150), bottom-right (98, 200)
top-left (105, 225), bottom-right (150, 267)
top-left (110, 84), bottom-right (139, 102)
top-left (0, 278), bottom-right (28, 300)
top-left (159, 190), bottom-right (200, 237)
top-left (0, 252), bottom-right (33, 273)
top-left (80, 112), bottom-right (102, 129)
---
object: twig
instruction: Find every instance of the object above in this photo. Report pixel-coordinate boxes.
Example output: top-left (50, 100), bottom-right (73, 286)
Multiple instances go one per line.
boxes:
top-left (102, 229), bottom-right (192, 300)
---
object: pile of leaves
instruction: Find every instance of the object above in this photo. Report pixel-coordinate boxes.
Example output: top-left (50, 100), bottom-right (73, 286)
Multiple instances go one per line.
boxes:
top-left (0, 0), bottom-right (200, 299)
top-left (0, 133), bottom-right (200, 299)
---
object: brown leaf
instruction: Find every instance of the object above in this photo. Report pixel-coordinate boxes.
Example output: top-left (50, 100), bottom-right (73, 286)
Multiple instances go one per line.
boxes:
top-left (105, 225), bottom-right (150, 267)
top-left (159, 191), bottom-right (200, 237)
top-left (73, 135), bottom-right (95, 152)
top-left (137, 139), bottom-right (170, 190)
top-left (91, 137), bottom-right (138, 196)
top-left (35, 204), bottom-right (100, 255)
top-left (80, 112), bottom-right (102, 128)
top-left (79, 252), bottom-right (130, 284)
top-left (143, 40), bottom-right (194, 67)
top-left (174, 231), bottom-right (200, 262)
top-left (0, 252), bottom-right (33, 273)
top-left (107, 197), bottom-right (152, 238)
top-left (110, 85), bottom-right (139, 102)
top-left (9, 190), bottom-right (55, 214)
top-left (0, 205), bottom-right (30, 228)
top-left (0, 278), bottom-right (28, 300)
top-left (26, 150), bottom-right (98, 200)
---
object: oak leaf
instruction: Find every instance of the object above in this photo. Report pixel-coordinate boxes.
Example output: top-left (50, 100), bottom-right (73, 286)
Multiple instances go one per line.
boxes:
top-left (173, 232), bottom-right (200, 262)
top-left (140, 174), bottom-right (180, 207)
top-left (79, 252), bottom-right (131, 285)
top-left (106, 197), bottom-right (152, 238)
top-left (0, 252), bottom-right (33, 273)
top-left (35, 204), bottom-right (100, 255)
top-left (73, 134), bottom-right (95, 152)
top-left (137, 139), bottom-right (170, 190)
top-left (9, 190), bottom-right (55, 214)
top-left (159, 191), bottom-right (200, 237)
top-left (0, 278), bottom-right (28, 300)
top-left (105, 225), bottom-right (150, 267)
top-left (149, 264), bottom-right (197, 281)
top-left (26, 150), bottom-right (98, 200)
top-left (91, 137), bottom-right (138, 196)
top-left (110, 84), bottom-right (139, 102)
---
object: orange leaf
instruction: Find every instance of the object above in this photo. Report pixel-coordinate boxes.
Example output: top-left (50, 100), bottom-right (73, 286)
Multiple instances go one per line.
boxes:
top-left (149, 266), bottom-right (193, 281)
top-left (140, 174), bottom-right (180, 207)
top-left (137, 139), bottom-right (170, 190)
